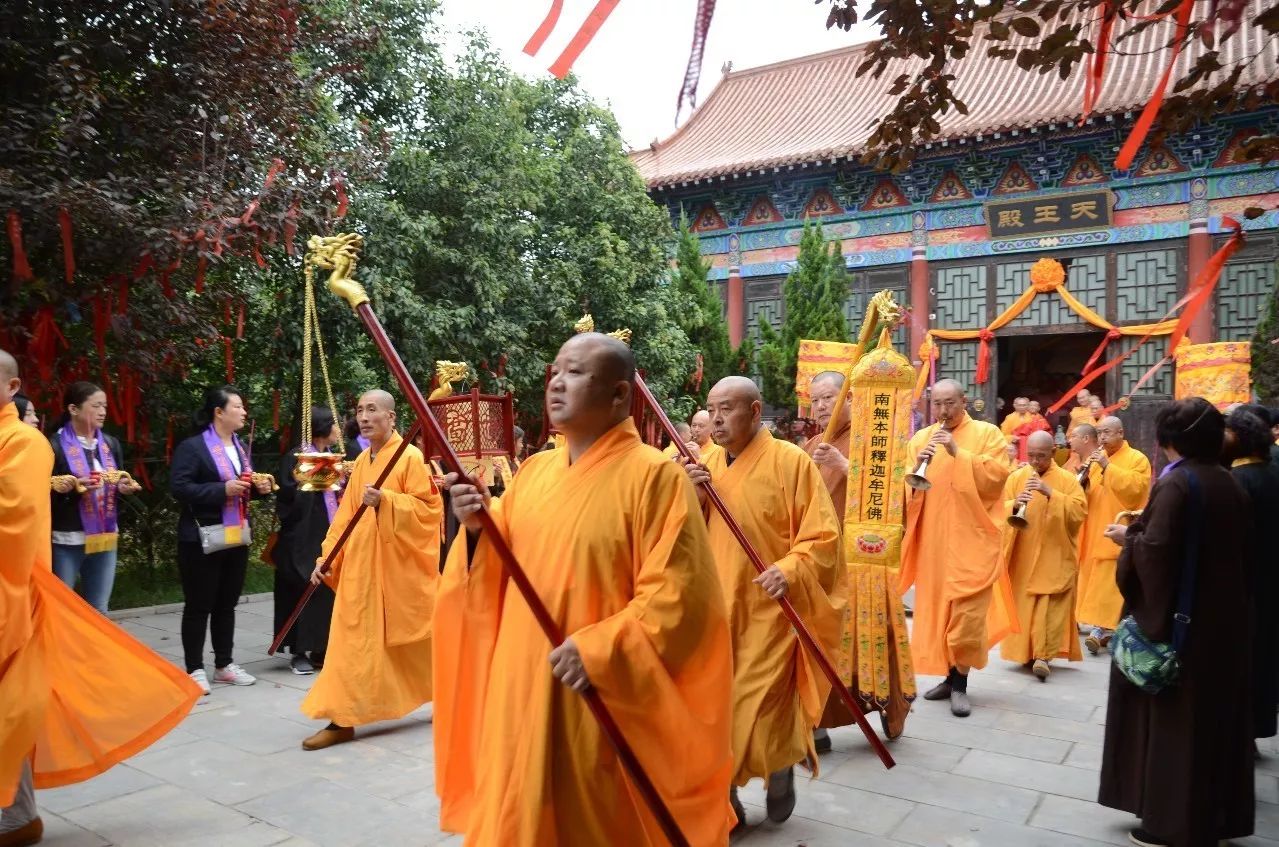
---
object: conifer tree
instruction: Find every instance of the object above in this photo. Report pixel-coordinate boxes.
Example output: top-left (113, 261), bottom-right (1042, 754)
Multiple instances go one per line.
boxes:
top-left (670, 215), bottom-right (733, 403)
top-left (1252, 265), bottom-right (1279, 403)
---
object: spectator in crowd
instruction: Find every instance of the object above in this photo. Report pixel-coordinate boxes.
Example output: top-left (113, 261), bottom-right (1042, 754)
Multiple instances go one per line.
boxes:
top-left (273, 406), bottom-right (341, 676)
top-left (1099, 398), bottom-right (1254, 847)
top-left (49, 381), bottom-right (143, 613)
top-left (1224, 406), bottom-right (1279, 742)
top-left (170, 386), bottom-right (274, 694)
top-left (12, 392), bottom-right (39, 427)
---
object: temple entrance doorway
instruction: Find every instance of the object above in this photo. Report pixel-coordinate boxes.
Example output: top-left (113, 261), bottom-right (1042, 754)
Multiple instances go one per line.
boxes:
top-left (995, 330), bottom-right (1106, 436)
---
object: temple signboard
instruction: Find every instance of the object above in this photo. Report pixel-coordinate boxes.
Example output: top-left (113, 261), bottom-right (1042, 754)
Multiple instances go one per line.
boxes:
top-left (984, 190), bottom-right (1114, 240)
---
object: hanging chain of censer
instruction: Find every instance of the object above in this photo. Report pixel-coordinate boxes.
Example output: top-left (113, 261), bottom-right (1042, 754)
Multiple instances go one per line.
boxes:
top-left (292, 250), bottom-right (348, 491)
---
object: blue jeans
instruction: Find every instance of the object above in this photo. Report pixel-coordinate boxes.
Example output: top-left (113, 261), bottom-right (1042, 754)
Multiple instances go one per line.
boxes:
top-left (52, 543), bottom-right (118, 613)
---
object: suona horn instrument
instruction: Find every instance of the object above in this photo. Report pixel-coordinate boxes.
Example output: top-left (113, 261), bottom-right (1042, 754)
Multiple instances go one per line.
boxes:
top-left (1007, 469), bottom-right (1038, 529)
top-left (905, 457), bottom-right (931, 491)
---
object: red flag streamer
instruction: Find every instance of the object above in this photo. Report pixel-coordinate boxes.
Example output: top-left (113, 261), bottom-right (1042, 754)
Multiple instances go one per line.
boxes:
top-left (975, 328), bottom-right (996, 384)
top-left (195, 255), bottom-right (207, 294)
top-left (7, 210), bottom-right (33, 284)
top-left (333, 173), bottom-right (349, 219)
top-left (1115, 0), bottom-right (1193, 171)
top-left (675, 0), bottom-right (717, 120)
top-left (253, 237), bottom-right (267, 269)
top-left (59, 207), bottom-right (75, 284)
top-left (1080, 1), bottom-right (1116, 123)
top-left (547, 0), bottom-right (621, 78)
top-left (117, 277), bottom-right (130, 315)
top-left (242, 158), bottom-right (285, 226)
top-left (224, 336), bottom-right (235, 383)
top-left (1082, 328), bottom-right (1122, 375)
top-left (523, 0), bottom-right (564, 55)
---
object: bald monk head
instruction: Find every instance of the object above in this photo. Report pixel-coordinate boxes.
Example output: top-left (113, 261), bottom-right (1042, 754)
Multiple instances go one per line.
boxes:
top-left (1012, 396), bottom-right (1029, 415)
top-left (707, 375), bottom-right (762, 457)
top-left (1097, 415), bottom-right (1125, 454)
top-left (356, 389), bottom-right (397, 451)
top-left (1025, 430), bottom-right (1056, 475)
top-left (1075, 389), bottom-right (1092, 407)
top-left (0, 349), bottom-right (19, 408)
top-left (1070, 422), bottom-right (1099, 459)
top-left (809, 371), bottom-right (847, 430)
top-left (673, 421), bottom-right (692, 443)
top-left (1028, 400), bottom-right (1041, 416)
top-left (1088, 396), bottom-right (1104, 418)
top-left (547, 333), bottom-right (635, 457)
top-left (930, 379), bottom-right (967, 429)
top-left (689, 409), bottom-right (712, 447)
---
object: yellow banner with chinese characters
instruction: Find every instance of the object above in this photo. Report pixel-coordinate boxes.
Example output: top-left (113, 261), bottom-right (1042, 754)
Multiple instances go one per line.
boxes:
top-left (841, 329), bottom-right (917, 710)
top-left (1174, 340), bottom-right (1252, 410)
top-left (796, 339), bottom-right (858, 409)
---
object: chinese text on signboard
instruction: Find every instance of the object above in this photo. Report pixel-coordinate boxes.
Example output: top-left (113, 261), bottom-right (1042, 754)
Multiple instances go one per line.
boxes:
top-left (984, 190), bottom-right (1113, 240)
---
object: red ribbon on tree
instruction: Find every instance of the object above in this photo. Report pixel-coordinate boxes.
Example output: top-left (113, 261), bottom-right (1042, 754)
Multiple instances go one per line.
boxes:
top-left (253, 237), bottom-right (267, 269)
top-left (975, 328), bottom-right (996, 384)
top-left (283, 197), bottom-right (300, 256)
top-left (195, 255), bottom-right (207, 294)
top-left (59, 207), bottom-right (75, 284)
top-left (333, 173), bottom-right (349, 219)
top-left (236, 301), bottom-right (245, 340)
top-left (117, 277), bottom-right (130, 315)
top-left (29, 306), bottom-right (66, 383)
top-left (1115, 0), bottom-right (1193, 171)
top-left (7, 210), bottom-right (33, 284)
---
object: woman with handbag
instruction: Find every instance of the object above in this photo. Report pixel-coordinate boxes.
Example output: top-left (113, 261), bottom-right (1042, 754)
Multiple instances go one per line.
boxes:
top-left (272, 406), bottom-right (341, 675)
top-left (49, 381), bottom-right (143, 613)
top-left (170, 386), bottom-right (274, 694)
top-left (1098, 398), bottom-right (1254, 847)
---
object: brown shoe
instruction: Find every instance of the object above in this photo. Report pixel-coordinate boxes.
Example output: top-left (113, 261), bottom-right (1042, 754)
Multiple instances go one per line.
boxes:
top-left (1032, 660), bottom-right (1050, 681)
top-left (302, 726), bottom-right (354, 751)
top-left (923, 679), bottom-right (952, 701)
top-left (0, 817), bottom-right (43, 847)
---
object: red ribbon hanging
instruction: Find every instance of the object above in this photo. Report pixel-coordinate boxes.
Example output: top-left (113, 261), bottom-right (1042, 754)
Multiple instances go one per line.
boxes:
top-left (133, 253), bottom-right (155, 279)
top-left (1115, 0), bottom-right (1193, 171)
top-left (117, 277), bottom-right (130, 315)
top-left (1082, 328), bottom-right (1122, 375)
top-left (7, 210), bottom-right (33, 284)
top-left (29, 306), bottom-right (67, 382)
top-left (1080, 1), bottom-right (1116, 124)
top-left (676, 0), bottom-right (717, 119)
top-left (547, 0), bottom-right (621, 78)
top-left (241, 157), bottom-right (285, 226)
top-left (333, 173), bottom-right (349, 219)
top-left (253, 237), bottom-right (267, 269)
top-left (236, 301), bottom-right (245, 340)
top-left (59, 207), bottom-right (76, 284)
top-left (195, 255), bottom-right (207, 294)
top-left (524, 0), bottom-right (564, 54)
top-left (975, 329), bottom-right (996, 384)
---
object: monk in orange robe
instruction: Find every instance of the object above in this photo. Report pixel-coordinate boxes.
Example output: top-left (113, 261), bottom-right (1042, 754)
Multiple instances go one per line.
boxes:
top-left (997, 431), bottom-right (1086, 681)
top-left (660, 420), bottom-right (692, 458)
top-left (1075, 415), bottom-right (1151, 654)
top-left (1000, 396), bottom-right (1032, 439)
top-left (300, 389), bottom-right (441, 750)
top-left (0, 351), bottom-right (200, 846)
top-left (435, 334), bottom-right (733, 846)
top-left (802, 370), bottom-right (913, 746)
top-left (1067, 390), bottom-right (1095, 433)
top-left (685, 376), bottom-right (843, 828)
top-left (1063, 421), bottom-right (1096, 475)
top-left (901, 379), bottom-right (1012, 718)
top-left (689, 409), bottom-right (723, 465)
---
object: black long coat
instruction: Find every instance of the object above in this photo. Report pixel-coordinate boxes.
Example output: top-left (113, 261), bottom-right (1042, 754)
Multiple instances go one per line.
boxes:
top-left (1232, 459), bottom-right (1279, 738)
top-left (272, 450), bottom-right (336, 655)
top-left (1098, 459), bottom-right (1255, 846)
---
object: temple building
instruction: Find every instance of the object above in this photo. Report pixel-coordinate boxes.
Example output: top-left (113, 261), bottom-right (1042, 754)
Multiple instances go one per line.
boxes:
top-left (631, 2), bottom-right (1278, 426)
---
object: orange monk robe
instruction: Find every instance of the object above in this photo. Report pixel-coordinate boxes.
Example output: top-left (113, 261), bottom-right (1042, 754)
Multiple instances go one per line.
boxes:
top-left (900, 412), bottom-right (1014, 676)
top-left (0, 405), bottom-right (200, 805)
top-left (1011, 418), bottom-right (1051, 463)
top-left (433, 419), bottom-right (733, 846)
top-left (1075, 441), bottom-right (1151, 630)
top-left (301, 431), bottom-right (441, 727)
top-left (802, 416), bottom-right (850, 516)
top-left (1001, 411), bottom-right (1033, 439)
top-left (1068, 405), bottom-right (1095, 432)
top-left (703, 427), bottom-right (845, 784)
top-left (1063, 453), bottom-right (1084, 474)
top-left (996, 463), bottom-right (1087, 664)
top-left (694, 440), bottom-right (723, 466)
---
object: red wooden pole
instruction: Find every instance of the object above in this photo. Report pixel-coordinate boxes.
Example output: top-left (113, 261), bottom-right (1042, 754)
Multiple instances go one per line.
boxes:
top-left (633, 375), bottom-right (896, 770)
top-left (269, 420), bottom-right (423, 655)
top-left (348, 302), bottom-right (691, 847)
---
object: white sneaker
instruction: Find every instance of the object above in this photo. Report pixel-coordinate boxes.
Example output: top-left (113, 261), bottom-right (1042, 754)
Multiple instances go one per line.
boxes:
top-left (213, 663), bottom-right (256, 686)
top-left (189, 669), bottom-right (211, 694)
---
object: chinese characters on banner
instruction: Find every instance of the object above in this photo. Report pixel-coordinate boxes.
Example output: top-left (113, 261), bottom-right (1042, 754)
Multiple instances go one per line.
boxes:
top-left (984, 189), bottom-right (1114, 240)
top-left (842, 330), bottom-right (917, 708)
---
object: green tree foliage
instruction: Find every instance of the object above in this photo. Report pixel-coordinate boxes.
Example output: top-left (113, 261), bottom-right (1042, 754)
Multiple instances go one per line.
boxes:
top-left (1252, 266), bottom-right (1279, 404)
top-left (755, 220), bottom-right (850, 408)
top-left (669, 215), bottom-right (732, 404)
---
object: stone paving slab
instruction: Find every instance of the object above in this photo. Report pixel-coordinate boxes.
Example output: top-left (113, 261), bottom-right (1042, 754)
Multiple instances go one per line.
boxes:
top-left (32, 597), bottom-right (1279, 846)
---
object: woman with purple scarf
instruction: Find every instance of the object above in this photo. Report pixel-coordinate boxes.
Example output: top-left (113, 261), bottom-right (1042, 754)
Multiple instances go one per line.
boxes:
top-left (272, 406), bottom-right (341, 675)
top-left (170, 386), bottom-right (274, 694)
top-left (49, 381), bottom-right (143, 613)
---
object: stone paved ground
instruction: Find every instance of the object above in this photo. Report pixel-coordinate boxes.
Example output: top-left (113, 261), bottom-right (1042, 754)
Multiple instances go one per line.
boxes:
top-left (32, 597), bottom-right (1279, 846)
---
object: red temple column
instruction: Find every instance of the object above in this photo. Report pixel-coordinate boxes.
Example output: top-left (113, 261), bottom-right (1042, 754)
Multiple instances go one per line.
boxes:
top-left (727, 265), bottom-right (745, 348)
top-left (1186, 222), bottom-right (1214, 344)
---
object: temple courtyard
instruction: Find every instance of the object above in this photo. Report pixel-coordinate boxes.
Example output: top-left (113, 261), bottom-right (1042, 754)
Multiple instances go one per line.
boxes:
top-left (32, 596), bottom-right (1279, 846)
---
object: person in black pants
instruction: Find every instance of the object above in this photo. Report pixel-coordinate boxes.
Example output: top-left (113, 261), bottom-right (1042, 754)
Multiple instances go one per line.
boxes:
top-left (170, 386), bottom-right (273, 694)
top-left (273, 406), bottom-right (341, 675)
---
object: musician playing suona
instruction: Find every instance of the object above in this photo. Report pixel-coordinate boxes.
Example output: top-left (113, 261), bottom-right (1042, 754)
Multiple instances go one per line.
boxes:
top-left (1065, 422), bottom-right (1098, 474)
top-left (900, 378), bottom-right (1011, 718)
top-left (434, 333), bottom-right (733, 847)
top-left (997, 431), bottom-right (1087, 681)
top-left (1, 350), bottom-right (200, 847)
top-left (685, 375), bottom-right (844, 828)
top-left (299, 389), bottom-right (442, 751)
top-left (1075, 415), bottom-right (1151, 655)
top-left (689, 408), bottom-right (723, 465)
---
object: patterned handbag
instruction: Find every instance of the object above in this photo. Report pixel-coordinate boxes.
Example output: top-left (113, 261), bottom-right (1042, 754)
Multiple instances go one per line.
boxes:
top-left (1111, 468), bottom-right (1202, 695)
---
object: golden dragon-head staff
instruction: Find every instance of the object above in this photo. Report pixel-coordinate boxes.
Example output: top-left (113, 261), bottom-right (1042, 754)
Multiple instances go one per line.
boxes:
top-left (307, 233), bottom-right (369, 310)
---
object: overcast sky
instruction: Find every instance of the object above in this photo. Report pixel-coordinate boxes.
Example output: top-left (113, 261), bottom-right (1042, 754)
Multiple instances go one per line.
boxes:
top-left (436, 0), bottom-right (879, 150)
